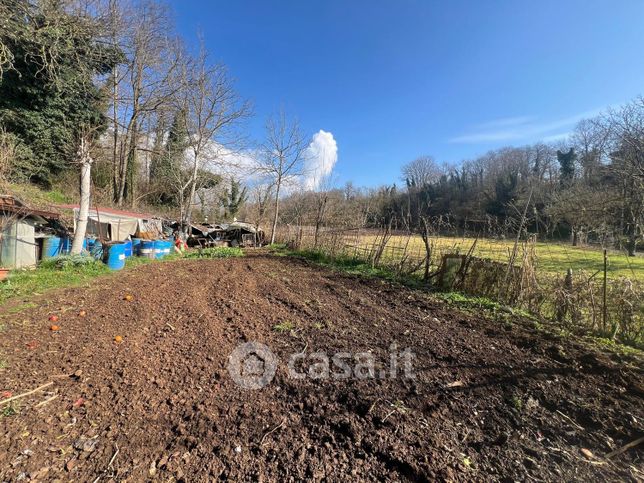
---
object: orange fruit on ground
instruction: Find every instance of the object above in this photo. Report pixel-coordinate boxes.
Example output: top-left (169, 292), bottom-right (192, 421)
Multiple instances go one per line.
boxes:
top-left (123, 294), bottom-right (134, 301)
top-left (50, 325), bottom-right (60, 331)
top-left (114, 335), bottom-right (123, 343)
top-left (79, 310), bottom-right (87, 317)
top-left (48, 315), bottom-right (59, 322)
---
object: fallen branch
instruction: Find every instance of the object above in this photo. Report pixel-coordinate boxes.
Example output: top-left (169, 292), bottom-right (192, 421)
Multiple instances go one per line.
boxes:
top-left (605, 436), bottom-right (644, 459)
top-left (0, 382), bottom-right (54, 406)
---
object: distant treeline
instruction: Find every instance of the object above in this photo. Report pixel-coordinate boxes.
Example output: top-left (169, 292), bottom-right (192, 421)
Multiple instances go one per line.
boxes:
top-left (266, 99), bottom-right (643, 255)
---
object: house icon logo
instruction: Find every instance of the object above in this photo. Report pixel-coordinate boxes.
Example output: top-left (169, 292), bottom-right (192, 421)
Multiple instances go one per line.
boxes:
top-left (227, 342), bottom-right (278, 389)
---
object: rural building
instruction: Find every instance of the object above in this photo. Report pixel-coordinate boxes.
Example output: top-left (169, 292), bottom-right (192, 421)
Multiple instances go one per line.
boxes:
top-left (0, 195), bottom-right (61, 269)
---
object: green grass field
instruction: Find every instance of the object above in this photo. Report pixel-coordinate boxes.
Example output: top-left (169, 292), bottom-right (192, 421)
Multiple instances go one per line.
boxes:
top-left (350, 235), bottom-right (643, 281)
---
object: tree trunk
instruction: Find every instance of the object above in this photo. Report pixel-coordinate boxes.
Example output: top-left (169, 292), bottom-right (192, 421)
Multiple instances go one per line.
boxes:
top-left (270, 181), bottom-right (281, 245)
top-left (183, 151), bottom-right (200, 235)
top-left (71, 139), bottom-right (93, 255)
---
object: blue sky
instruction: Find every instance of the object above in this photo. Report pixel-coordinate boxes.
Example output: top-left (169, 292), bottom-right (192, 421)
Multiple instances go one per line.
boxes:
top-left (169, 0), bottom-right (644, 187)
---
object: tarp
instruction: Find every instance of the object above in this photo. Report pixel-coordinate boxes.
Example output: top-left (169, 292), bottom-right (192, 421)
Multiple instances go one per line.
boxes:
top-left (74, 208), bottom-right (162, 241)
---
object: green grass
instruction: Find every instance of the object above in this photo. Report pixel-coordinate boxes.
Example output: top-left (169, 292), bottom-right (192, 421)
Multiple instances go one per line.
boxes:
top-left (7, 182), bottom-right (72, 206)
top-left (273, 320), bottom-right (295, 332)
top-left (184, 247), bottom-right (244, 259)
top-left (0, 253), bottom-right (188, 307)
top-left (0, 257), bottom-right (111, 305)
top-left (356, 235), bottom-right (643, 281)
top-left (1, 403), bottom-right (19, 417)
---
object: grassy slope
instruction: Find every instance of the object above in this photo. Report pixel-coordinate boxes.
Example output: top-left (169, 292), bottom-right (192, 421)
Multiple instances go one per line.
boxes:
top-left (356, 235), bottom-right (643, 280)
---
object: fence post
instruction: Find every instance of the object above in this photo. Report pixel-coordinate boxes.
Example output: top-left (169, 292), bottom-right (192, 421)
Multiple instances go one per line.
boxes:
top-left (602, 249), bottom-right (608, 333)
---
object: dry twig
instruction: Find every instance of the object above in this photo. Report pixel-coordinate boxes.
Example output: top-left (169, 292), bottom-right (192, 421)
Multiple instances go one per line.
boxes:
top-left (0, 382), bottom-right (54, 406)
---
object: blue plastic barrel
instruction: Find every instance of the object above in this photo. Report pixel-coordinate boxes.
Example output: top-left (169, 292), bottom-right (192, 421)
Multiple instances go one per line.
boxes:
top-left (103, 243), bottom-right (126, 270)
top-left (89, 240), bottom-right (103, 260)
top-left (139, 240), bottom-right (156, 259)
top-left (60, 237), bottom-right (87, 254)
top-left (123, 240), bottom-right (133, 258)
top-left (131, 238), bottom-right (142, 256)
top-left (43, 236), bottom-right (63, 258)
top-left (153, 240), bottom-right (165, 259)
top-left (161, 240), bottom-right (172, 257)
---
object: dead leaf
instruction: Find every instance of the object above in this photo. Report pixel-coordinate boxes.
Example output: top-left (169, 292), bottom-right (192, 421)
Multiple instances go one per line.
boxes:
top-left (581, 448), bottom-right (594, 459)
top-left (447, 380), bottom-right (464, 388)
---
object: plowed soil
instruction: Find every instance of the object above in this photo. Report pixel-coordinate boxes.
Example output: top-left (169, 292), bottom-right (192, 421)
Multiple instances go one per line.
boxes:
top-left (0, 254), bottom-right (642, 481)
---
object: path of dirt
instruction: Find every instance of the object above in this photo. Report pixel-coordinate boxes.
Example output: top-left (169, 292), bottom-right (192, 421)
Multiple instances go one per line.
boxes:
top-left (0, 254), bottom-right (642, 481)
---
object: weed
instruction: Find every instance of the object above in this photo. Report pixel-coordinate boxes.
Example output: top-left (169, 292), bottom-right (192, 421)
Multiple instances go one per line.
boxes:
top-left (0, 359), bottom-right (7, 370)
top-left (313, 322), bottom-right (324, 330)
top-left (184, 247), bottom-right (244, 259)
top-left (2, 403), bottom-right (18, 417)
top-left (273, 321), bottom-right (295, 332)
top-left (509, 395), bottom-right (523, 411)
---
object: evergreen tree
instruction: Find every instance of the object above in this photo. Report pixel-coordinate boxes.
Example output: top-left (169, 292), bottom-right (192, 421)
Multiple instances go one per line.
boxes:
top-left (152, 110), bottom-right (188, 205)
top-left (0, 0), bottom-right (121, 185)
top-left (220, 178), bottom-right (248, 220)
top-left (557, 148), bottom-right (577, 187)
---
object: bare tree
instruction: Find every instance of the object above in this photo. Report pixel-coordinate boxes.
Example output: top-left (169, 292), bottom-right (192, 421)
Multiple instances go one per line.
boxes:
top-left (401, 155), bottom-right (442, 188)
top-left (179, 42), bottom-right (249, 232)
top-left (108, 0), bottom-right (182, 207)
top-left (258, 111), bottom-right (308, 244)
top-left (601, 98), bottom-right (644, 255)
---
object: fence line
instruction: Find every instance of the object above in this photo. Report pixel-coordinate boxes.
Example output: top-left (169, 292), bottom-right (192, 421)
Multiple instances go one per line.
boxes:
top-left (276, 225), bottom-right (643, 348)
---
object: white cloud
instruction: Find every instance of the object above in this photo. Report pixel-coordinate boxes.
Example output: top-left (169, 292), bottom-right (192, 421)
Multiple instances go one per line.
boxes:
top-left (449, 107), bottom-right (607, 144)
top-left (302, 130), bottom-right (338, 190)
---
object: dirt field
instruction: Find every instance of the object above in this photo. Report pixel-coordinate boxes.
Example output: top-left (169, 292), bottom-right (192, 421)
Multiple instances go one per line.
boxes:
top-left (0, 254), bottom-right (642, 481)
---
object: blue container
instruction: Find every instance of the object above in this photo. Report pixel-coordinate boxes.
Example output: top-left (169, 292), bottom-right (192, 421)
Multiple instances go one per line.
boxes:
top-left (161, 240), bottom-right (172, 257)
top-left (123, 240), bottom-right (133, 258)
top-left (132, 238), bottom-right (142, 256)
top-left (153, 240), bottom-right (165, 259)
top-left (103, 243), bottom-right (126, 270)
top-left (43, 236), bottom-right (64, 258)
top-left (89, 240), bottom-right (103, 260)
top-left (138, 240), bottom-right (156, 259)
top-left (60, 237), bottom-right (87, 254)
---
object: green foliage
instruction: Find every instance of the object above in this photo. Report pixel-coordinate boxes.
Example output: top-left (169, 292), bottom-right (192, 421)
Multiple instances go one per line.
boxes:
top-left (557, 148), bottom-right (577, 187)
top-left (39, 254), bottom-right (105, 270)
top-left (1, 403), bottom-right (18, 417)
top-left (183, 247), bottom-right (244, 259)
top-left (220, 178), bottom-right (248, 220)
top-left (0, 0), bottom-right (121, 185)
top-left (0, 256), bottom-right (109, 305)
top-left (150, 110), bottom-right (189, 205)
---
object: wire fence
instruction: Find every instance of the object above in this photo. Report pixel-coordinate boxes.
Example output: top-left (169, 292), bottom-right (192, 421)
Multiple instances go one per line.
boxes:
top-left (276, 225), bottom-right (643, 348)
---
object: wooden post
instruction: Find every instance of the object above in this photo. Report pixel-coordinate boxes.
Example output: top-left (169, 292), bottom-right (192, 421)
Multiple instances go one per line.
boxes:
top-left (603, 249), bottom-right (608, 333)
